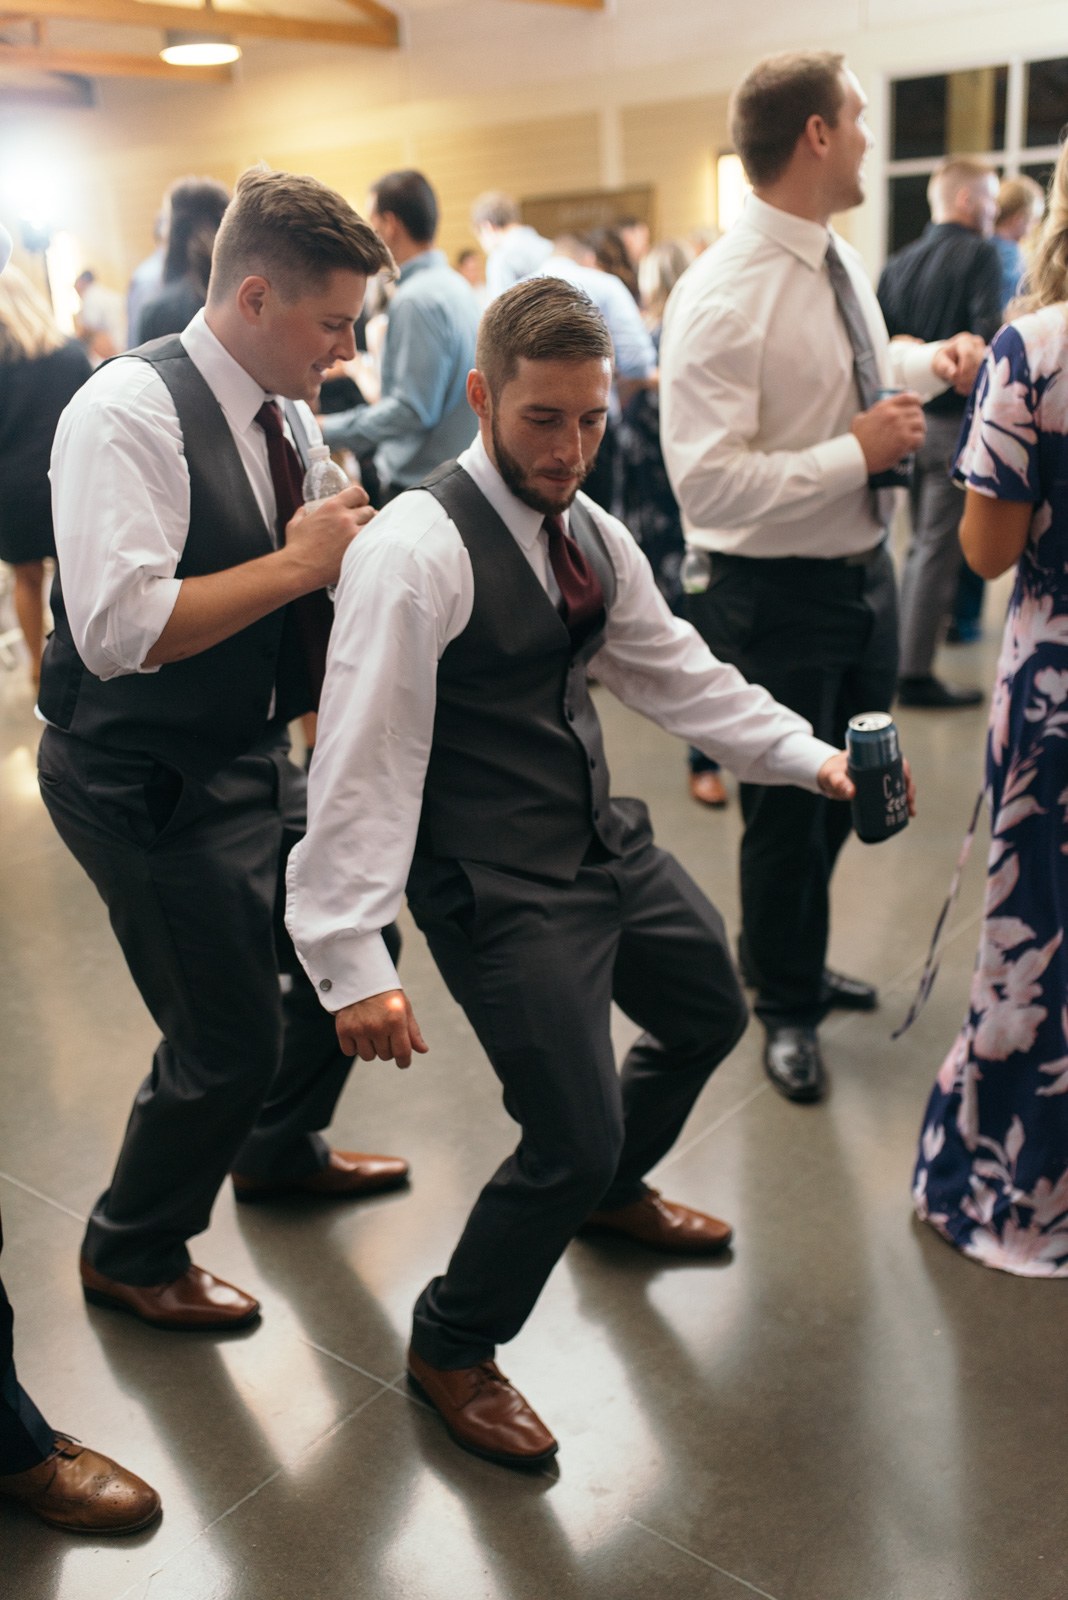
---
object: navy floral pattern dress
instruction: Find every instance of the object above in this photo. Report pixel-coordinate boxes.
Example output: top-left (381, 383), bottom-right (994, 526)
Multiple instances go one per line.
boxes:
top-left (914, 306), bottom-right (1068, 1276)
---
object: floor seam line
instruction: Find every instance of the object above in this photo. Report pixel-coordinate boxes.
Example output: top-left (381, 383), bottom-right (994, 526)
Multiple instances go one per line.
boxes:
top-left (299, 1337), bottom-right (397, 1388)
top-left (626, 1516), bottom-right (784, 1600)
top-left (655, 1082), bottom-right (770, 1170)
top-left (0, 1169), bottom-right (86, 1223)
top-left (110, 1382), bottom-right (395, 1599)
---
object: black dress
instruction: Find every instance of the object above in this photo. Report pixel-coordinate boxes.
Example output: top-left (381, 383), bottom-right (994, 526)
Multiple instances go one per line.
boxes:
top-left (0, 338), bottom-right (91, 565)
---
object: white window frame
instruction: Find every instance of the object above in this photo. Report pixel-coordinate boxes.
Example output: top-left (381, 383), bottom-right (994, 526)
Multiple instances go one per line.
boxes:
top-left (882, 54), bottom-right (1064, 261)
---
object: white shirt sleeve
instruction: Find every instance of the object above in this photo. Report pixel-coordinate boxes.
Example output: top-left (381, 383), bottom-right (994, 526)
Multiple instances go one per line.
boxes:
top-left (660, 298), bottom-right (870, 534)
top-left (585, 501), bottom-right (839, 789)
top-left (285, 495), bottom-right (473, 1010)
top-left (50, 359), bottom-right (188, 678)
top-left (886, 338), bottom-right (951, 402)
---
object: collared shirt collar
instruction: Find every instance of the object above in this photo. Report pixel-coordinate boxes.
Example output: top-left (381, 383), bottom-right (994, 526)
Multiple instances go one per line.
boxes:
top-left (398, 247), bottom-right (447, 283)
top-left (742, 191), bottom-right (832, 272)
top-left (180, 308), bottom-right (280, 436)
top-left (457, 431), bottom-right (562, 549)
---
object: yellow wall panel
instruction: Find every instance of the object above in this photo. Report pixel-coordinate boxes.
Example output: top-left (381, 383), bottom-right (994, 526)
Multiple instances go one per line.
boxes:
top-left (622, 93), bottom-right (730, 243)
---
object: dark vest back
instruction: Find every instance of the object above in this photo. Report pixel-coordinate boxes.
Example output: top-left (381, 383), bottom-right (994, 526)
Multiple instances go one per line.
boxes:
top-left (38, 335), bottom-right (313, 779)
top-left (415, 461), bottom-right (625, 881)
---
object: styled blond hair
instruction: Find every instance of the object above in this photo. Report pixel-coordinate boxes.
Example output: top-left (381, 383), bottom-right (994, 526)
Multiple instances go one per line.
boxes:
top-left (997, 174), bottom-right (1045, 229)
top-left (1015, 149), bottom-right (1068, 314)
top-left (0, 264), bottom-right (66, 364)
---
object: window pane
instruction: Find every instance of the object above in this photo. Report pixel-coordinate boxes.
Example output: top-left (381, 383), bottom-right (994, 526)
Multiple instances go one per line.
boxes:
top-left (1026, 57), bottom-right (1068, 148)
top-left (892, 75), bottom-right (946, 160)
top-left (888, 173), bottom-right (932, 254)
top-left (1021, 161), bottom-right (1056, 193)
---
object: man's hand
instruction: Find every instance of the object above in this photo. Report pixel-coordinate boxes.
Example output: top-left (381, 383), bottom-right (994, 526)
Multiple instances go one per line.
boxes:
top-left (817, 751), bottom-right (917, 817)
top-left (850, 391), bottom-right (926, 474)
top-left (933, 332), bottom-right (987, 396)
top-left (282, 483), bottom-right (375, 592)
top-left (334, 988), bottom-right (429, 1070)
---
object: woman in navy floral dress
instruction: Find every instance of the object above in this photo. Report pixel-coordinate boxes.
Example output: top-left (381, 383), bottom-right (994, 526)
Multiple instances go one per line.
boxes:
top-left (913, 157), bottom-right (1068, 1275)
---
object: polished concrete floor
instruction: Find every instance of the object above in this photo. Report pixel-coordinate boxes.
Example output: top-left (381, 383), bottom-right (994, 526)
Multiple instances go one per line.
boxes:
top-left (2, 578), bottom-right (1066, 1600)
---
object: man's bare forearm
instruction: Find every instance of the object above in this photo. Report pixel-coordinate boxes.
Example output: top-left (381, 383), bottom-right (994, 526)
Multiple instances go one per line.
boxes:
top-left (142, 548), bottom-right (312, 666)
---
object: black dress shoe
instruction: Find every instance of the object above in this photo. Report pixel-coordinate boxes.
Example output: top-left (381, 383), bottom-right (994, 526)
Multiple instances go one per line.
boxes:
top-left (897, 675), bottom-right (983, 709)
top-left (763, 1026), bottom-right (826, 1103)
top-left (821, 968), bottom-right (877, 1011)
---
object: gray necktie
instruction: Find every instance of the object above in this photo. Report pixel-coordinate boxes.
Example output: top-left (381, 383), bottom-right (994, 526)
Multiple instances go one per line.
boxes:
top-left (825, 236), bottom-right (895, 528)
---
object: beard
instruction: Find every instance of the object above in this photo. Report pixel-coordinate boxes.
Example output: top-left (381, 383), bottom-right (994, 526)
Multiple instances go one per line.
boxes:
top-left (491, 417), bottom-right (597, 516)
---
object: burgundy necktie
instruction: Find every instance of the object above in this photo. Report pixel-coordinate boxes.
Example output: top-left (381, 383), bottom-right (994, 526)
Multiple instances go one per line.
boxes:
top-left (543, 514), bottom-right (605, 650)
top-left (254, 399), bottom-right (333, 708)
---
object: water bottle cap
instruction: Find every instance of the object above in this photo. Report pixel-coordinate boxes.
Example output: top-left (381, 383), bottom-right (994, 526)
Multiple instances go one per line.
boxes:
top-left (308, 444), bottom-right (331, 461)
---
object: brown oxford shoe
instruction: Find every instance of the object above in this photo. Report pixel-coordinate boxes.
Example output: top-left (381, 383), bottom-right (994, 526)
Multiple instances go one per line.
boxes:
top-left (580, 1187), bottom-right (733, 1255)
top-left (689, 769), bottom-right (729, 808)
top-left (231, 1149), bottom-right (410, 1204)
top-left (80, 1260), bottom-right (260, 1331)
top-left (407, 1348), bottom-right (558, 1469)
top-left (0, 1435), bottom-right (161, 1534)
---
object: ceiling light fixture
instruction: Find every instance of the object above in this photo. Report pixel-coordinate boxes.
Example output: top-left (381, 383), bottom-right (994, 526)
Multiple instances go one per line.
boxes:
top-left (160, 3), bottom-right (240, 67)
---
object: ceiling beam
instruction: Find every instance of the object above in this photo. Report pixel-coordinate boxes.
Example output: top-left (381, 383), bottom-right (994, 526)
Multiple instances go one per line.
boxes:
top-left (4, 0), bottom-right (398, 49)
top-left (0, 37), bottom-right (231, 75)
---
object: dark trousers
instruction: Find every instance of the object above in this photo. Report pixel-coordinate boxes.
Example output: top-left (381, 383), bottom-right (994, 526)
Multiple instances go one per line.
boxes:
top-left (405, 802), bottom-right (747, 1369)
top-left (37, 728), bottom-right (397, 1286)
top-left (899, 411), bottom-right (968, 677)
top-left (688, 546), bottom-right (898, 1030)
top-left (0, 1206), bottom-right (54, 1474)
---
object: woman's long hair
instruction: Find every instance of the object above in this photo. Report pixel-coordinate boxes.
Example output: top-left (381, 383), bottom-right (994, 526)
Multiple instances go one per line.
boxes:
top-left (638, 239), bottom-right (695, 328)
top-left (0, 263), bottom-right (65, 364)
top-left (1014, 147), bottom-right (1066, 314)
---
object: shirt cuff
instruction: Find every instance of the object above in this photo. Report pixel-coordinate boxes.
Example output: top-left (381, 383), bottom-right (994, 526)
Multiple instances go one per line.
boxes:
top-left (303, 930), bottom-right (401, 1013)
top-left (892, 340), bottom-right (950, 404)
top-left (775, 733), bottom-right (841, 792)
top-left (810, 432), bottom-right (870, 498)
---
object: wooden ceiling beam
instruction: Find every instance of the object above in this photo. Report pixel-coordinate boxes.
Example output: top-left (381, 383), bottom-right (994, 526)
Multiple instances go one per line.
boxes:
top-left (4, 0), bottom-right (398, 49)
top-left (0, 37), bottom-right (231, 76)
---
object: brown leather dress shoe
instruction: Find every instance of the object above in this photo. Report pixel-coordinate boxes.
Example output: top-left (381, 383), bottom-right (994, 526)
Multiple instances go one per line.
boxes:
top-left (80, 1260), bottom-right (260, 1331)
top-left (580, 1187), bottom-right (733, 1254)
top-left (231, 1149), bottom-right (410, 1204)
top-left (689, 770), bottom-right (729, 808)
top-left (407, 1348), bottom-right (558, 1469)
top-left (0, 1435), bottom-right (161, 1534)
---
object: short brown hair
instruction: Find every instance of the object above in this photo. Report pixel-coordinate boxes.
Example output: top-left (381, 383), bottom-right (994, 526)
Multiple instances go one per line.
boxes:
top-left (996, 174), bottom-right (1045, 227)
top-left (729, 50), bottom-right (847, 186)
top-left (927, 156), bottom-right (998, 214)
top-left (210, 167), bottom-right (393, 302)
top-left (476, 276), bottom-right (613, 397)
top-left (471, 190), bottom-right (521, 230)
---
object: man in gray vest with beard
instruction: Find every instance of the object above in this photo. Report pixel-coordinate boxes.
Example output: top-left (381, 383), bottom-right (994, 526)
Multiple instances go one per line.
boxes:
top-left (287, 277), bottom-right (895, 1468)
top-left (39, 169), bottom-right (408, 1331)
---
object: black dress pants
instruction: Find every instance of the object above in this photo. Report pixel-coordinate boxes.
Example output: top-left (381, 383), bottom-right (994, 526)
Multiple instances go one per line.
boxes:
top-left (37, 728), bottom-right (398, 1287)
top-left (0, 1206), bottom-right (54, 1474)
top-left (405, 801), bottom-right (747, 1370)
top-left (688, 546), bottom-right (898, 1030)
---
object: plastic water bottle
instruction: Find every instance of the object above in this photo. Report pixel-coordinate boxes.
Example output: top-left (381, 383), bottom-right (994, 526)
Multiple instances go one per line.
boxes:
top-left (302, 444), bottom-right (350, 508)
top-left (680, 547), bottom-right (712, 595)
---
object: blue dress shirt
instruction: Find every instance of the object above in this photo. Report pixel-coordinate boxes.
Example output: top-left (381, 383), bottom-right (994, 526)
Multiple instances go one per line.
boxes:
top-left (485, 226), bottom-right (553, 300)
top-left (322, 249), bottom-right (480, 490)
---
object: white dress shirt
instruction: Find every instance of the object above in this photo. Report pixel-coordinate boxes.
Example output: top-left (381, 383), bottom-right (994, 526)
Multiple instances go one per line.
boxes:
top-left (659, 193), bottom-right (950, 559)
top-left (285, 431), bottom-right (840, 1010)
top-left (49, 308), bottom-right (322, 679)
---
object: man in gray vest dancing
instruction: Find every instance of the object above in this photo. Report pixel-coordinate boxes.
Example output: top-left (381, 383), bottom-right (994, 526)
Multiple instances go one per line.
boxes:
top-left (287, 277), bottom-right (888, 1467)
top-left (39, 169), bottom-right (408, 1331)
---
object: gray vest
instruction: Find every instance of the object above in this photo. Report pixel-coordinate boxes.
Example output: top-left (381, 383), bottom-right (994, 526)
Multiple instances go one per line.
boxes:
top-left (414, 461), bottom-right (626, 881)
top-left (38, 335), bottom-right (314, 779)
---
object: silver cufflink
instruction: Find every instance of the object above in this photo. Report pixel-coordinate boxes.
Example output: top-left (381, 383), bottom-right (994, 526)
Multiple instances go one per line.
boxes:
top-left (319, 978), bottom-right (332, 993)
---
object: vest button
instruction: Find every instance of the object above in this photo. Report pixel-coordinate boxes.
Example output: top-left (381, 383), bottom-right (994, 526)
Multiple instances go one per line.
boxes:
top-left (593, 808), bottom-right (600, 821)
top-left (319, 978), bottom-right (333, 993)
top-left (566, 708), bottom-right (575, 722)
top-left (589, 757), bottom-right (597, 769)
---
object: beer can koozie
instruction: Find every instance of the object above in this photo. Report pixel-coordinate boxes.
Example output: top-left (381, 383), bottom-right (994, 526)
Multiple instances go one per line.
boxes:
top-left (846, 712), bottom-right (909, 844)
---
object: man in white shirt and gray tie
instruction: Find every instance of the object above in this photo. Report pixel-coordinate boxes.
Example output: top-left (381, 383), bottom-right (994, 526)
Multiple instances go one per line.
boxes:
top-left (660, 51), bottom-right (984, 1103)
